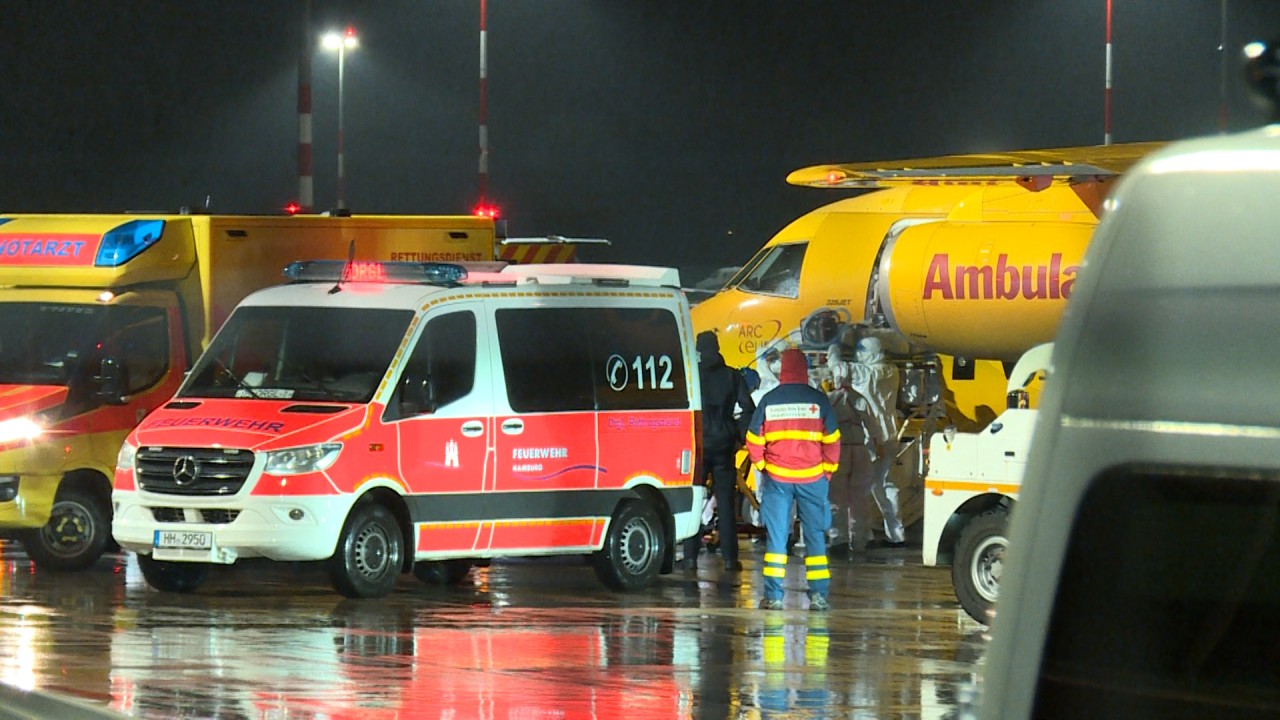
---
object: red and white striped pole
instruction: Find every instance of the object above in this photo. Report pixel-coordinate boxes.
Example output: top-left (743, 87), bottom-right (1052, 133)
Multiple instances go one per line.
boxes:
top-left (1104, 0), bottom-right (1113, 145)
top-left (298, 0), bottom-right (313, 212)
top-left (478, 0), bottom-right (489, 208)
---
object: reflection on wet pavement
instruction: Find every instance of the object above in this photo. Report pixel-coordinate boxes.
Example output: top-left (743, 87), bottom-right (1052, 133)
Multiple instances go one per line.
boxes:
top-left (0, 540), bottom-right (987, 718)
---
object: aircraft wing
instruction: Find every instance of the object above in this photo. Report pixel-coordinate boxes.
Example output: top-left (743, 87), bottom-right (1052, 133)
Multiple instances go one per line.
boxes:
top-left (787, 141), bottom-right (1166, 189)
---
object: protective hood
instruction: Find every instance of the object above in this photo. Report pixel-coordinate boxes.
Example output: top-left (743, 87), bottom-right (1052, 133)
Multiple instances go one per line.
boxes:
top-left (696, 331), bottom-right (725, 369)
top-left (854, 336), bottom-right (885, 364)
top-left (753, 343), bottom-right (783, 402)
top-left (779, 348), bottom-right (809, 384)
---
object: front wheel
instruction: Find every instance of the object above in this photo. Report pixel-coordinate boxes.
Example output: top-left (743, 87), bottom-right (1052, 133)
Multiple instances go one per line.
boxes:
top-left (21, 486), bottom-right (110, 571)
top-left (592, 499), bottom-right (664, 591)
top-left (328, 503), bottom-right (404, 599)
top-left (138, 555), bottom-right (210, 593)
top-left (951, 508), bottom-right (1009, 625)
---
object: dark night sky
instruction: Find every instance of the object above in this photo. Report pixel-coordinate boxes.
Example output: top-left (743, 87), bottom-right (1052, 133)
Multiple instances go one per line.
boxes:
top-left (2, 1), bottom-right (1275, 282)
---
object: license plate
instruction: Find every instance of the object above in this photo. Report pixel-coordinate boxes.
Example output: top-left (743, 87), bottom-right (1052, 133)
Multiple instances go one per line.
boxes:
top-left (154, 530), bottom-right (212, 550)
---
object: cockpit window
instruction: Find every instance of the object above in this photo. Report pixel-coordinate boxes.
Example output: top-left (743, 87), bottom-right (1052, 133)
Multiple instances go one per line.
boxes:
top-left (733, 242), bottom-right (807, 299)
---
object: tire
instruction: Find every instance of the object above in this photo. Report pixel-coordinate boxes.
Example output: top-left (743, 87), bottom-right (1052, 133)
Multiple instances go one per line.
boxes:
top-left (951, 508), bottom-right (1009, 625)
top-left (21, 486), bottom-right (110, 571)
top-left (592, 499), bottom-right (664, 591)
top-left (328, 502), bottom-right (404, 599)
top-left (138, 554), bottom-right (210, 593)
top-left (412, 559), bottom-right (473, 586)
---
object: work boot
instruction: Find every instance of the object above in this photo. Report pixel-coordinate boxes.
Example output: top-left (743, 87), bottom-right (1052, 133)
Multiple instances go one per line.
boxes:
top-left (808, 593), bottom-right (831, 612)
top-left (828, 543), bottom-right (851, 560)
top-left (723, 559), bottom-right (744, 572)
top-left (758, 598), bottom-right (784, 610)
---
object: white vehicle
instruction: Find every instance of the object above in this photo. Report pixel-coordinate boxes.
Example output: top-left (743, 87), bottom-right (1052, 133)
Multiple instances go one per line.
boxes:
top-left (922, 342), bottom-right (1051, 623)
top-left (979, 96), bottom-right (1280, 714)
top-left (113, 261), bottom-right (704, 598)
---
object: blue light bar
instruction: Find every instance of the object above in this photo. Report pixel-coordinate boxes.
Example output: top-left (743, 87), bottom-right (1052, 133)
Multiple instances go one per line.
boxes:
top-left (94, 219), bottom-right (165, 267)
top-left (282, 260), bottom-right (469, 285)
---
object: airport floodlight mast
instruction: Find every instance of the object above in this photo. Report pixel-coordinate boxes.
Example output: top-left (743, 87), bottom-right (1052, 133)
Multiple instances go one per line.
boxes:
top-left (322, 26), bottom-right (359, 211)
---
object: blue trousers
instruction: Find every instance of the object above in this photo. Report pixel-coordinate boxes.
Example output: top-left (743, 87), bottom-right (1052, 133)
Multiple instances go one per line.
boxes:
top-left (760, 474), bottom-right (831, 601)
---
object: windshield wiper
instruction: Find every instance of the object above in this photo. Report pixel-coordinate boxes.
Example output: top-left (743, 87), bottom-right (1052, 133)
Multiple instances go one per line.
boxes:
top-left (213, 358), bottom-right (263, 400)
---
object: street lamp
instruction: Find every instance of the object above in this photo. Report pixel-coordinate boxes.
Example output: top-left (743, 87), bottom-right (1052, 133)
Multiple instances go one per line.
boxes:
top-left (322, 26), bottom-right (358, 210)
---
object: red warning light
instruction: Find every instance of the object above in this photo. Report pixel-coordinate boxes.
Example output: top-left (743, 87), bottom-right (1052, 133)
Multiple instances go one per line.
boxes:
top-left (472, 203), bottom-right (499, 219)
top-left (284, 202), bottom-right (302, 215)
top-left (343, 261), bottom-right (387, 282)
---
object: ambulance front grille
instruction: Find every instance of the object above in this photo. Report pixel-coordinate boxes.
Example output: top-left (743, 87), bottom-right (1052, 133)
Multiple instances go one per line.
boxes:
top-left (135, 447), bottom-right (254, 496)
top-left (149, 507), bottom-right (241, 524)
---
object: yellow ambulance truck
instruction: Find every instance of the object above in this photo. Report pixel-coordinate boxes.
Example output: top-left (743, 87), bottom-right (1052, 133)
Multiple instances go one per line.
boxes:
top-left (0, 213), bottom-right (502, 570)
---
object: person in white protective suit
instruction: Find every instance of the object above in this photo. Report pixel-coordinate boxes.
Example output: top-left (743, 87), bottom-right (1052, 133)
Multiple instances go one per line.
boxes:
top-left (844, 336), bottom-right (906, 547)
top-left (824, 343), bottom-right (877, 558)
top-left (746, 343), bottom-right (783, 537)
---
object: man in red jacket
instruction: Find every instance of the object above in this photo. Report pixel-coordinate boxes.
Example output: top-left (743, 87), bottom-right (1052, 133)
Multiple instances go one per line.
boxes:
top-left (745, 348), bottom-right (841, 611)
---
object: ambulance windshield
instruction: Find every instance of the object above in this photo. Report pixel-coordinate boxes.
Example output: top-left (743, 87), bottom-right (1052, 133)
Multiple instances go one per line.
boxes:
top-left (0, 303), bottom-right (106, 386)
top-left (180, 306), bottom-right (414, 403)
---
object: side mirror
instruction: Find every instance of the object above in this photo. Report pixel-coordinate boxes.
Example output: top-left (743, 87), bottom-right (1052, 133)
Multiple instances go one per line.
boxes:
top-left (96, 357), bottom-right (129, 405)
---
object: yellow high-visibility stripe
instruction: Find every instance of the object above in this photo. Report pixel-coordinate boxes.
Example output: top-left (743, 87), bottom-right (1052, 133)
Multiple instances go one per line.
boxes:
top-left (763, 462), bottom-right (825, 479)
top-left (752, 460), bottom-right (766, 471)
top-left (822, 431), bottom-right (841, 444)
top-left (804, 556), bottom-right (828, 566)
top-left (745, 430), bottom-right (764, 445)
top-left (821, 462), bottom-right (839, 473)
top-left (763, 566), bottom-right (787, 578)
top-left (764, 553), bottom-right (788, 564)
top-left (762, 430), bottom-right (825, 442)
top-left (806, 569), bottom-right (831, 580)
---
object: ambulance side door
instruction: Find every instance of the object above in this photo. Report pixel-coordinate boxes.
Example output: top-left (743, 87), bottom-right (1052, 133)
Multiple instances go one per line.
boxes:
top-left (490, 305), bottom-right (600, 497)
top-left (389, 304), bottom-right (494, 538)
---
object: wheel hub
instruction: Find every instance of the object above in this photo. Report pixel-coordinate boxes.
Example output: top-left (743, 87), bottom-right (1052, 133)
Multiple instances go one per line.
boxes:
top-left (43, 502), bottom-right (91, 556)
top-left (971, 536), bottom-right (1006, 603)
top-left (354, 525), bottom-right (390, 577)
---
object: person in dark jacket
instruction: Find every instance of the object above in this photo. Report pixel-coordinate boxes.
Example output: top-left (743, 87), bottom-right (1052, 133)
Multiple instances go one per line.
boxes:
top-left (746, 348), bottom-right (840, 610)
top-left (682, 330), bottom-right (755, 572)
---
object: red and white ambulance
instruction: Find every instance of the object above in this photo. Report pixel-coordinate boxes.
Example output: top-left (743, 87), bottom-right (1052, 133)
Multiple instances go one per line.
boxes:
top-left (111, 260), bottom-right (704, 598)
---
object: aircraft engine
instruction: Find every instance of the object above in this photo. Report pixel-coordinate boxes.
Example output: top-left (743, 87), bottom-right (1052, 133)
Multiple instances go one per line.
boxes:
top-left (873, 220), bottom-right (1093, 361)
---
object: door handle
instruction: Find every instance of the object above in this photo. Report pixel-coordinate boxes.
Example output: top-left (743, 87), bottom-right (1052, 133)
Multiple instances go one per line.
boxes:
top-left (461, 421), bottom-right (484, 438)
top-left (501, 419), bottom-right (524, 435)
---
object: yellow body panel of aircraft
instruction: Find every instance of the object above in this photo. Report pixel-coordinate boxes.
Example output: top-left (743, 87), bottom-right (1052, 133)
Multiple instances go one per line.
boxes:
top-left (692, 142), bottom-right (1162, 431)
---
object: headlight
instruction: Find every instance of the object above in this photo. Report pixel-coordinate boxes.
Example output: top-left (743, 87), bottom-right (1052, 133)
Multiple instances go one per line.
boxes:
top-left (264, 443), bottom-right (342, 476)
top-left (116, 441), bottom-right (138, 473)
top-left (0, 417), bottom-right (43, 445)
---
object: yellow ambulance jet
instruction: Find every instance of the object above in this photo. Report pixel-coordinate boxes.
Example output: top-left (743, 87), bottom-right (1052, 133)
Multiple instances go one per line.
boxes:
top-left (692, 142), bottom-right (1162, 432)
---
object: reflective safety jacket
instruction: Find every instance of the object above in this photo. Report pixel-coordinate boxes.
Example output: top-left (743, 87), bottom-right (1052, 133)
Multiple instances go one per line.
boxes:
top-left (745, 382), bottom-right (841, 483)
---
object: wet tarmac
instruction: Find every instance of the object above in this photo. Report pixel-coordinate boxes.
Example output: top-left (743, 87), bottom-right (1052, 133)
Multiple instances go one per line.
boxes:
top-left (0, 537), bottom-right (988, 719)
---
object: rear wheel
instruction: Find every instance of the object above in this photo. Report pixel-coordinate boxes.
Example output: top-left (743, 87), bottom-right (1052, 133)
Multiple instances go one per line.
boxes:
top-left (328, 503), bottom-right (403, 598)
top-left (592, 499), bottom-right (664, 591)
top-left (138, 555), bottom-right (210, 593)
top-left (413, 559), bottom-right (473, 586)
top-left (951, 509), bottom-right (1009, 625)
top-left (21, 486), bottom-right (110, 571)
